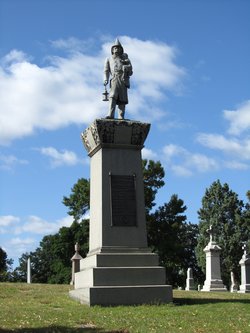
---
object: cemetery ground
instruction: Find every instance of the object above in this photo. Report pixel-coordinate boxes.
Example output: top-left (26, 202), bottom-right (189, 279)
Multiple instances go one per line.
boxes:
top-left (0, 283), bottom-right (250, 333)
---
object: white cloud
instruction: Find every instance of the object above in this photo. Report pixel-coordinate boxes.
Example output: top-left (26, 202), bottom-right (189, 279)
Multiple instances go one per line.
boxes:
top-left (8, 237), bottom-right (36, 260)
top-left (10, 237), bottom-right (35, 246)
top-left (50, 37), bottom-right (96, 54)
top-left (142, 148), bottom-right (158, 160)
top-left (0, 215), bottom-right (74, 264)
top-left (0, 215), bottom-right (20, 229)
top-left (172, 165), bottom-right (193, 177)
top-left (224, 100), bottom-right (250, 135)
top-left (0, 154), bottom-right (28, 170)
top-left (162, 144), bottom-right (218, 176)
top-left (57, 215), bottom-right (74, 228)
top-left (14, 215), bottom-right (74, 235)
top-left (0, 36), bottom-right (186, 145)
top-left (225, 160), bottom-right (249, 170)
top-left (163, 144), bottom-right (186, 161)
top-left (38, 146), bottom-right (87, 167)
top-left (197, 133), bottom-right (250, 160)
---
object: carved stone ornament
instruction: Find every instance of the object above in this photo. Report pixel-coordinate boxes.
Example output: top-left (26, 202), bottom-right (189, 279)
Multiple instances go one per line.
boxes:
top-left (81, 119), bottom-right (150, 155)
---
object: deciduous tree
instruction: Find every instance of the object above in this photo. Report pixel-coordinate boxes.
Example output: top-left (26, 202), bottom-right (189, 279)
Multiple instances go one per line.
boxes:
top-left (196, 180), bottom-right (246, 287)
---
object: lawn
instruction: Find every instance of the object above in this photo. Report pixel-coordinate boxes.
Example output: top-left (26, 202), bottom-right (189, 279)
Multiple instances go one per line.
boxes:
top-left (0, 283), bottom-right (250, 332)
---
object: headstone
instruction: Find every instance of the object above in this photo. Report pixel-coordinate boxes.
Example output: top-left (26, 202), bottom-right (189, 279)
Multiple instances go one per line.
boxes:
top-left (70, 243), bottom-right (83, 285)
top-left (201, 225), bottom-right (227, 292)
top-left (69, 119), bottom-right (173, 305)
top-left (185, 267), bottom-right (195, 291)
top-left (238, 244), bottom-right (250, 293)
top-left (230, 271), bottom-right (238, 292)
top-left (27, 257), bottom-right (31, 284)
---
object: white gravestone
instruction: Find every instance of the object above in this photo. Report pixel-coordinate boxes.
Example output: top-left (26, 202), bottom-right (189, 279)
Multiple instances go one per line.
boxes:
top-left (230, 271), bottom-right (238, 292)
top-left (185, 267), bottom-right (195, 291)
top-left (238, 244), bottom-right (250, 293)
top-left (201, 225), bottom-right (227, 292)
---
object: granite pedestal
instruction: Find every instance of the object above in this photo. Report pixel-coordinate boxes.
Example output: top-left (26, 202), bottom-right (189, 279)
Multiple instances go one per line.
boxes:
top-left (69, 119), bottom-right (172, 306)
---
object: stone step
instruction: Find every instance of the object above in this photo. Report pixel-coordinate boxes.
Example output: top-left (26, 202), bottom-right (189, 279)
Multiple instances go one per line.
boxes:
top-left (69, 285), bottom-right (173, 306)
top-left (75, 266), bottom-right (166, 289)
top-left (80, 252), bottom-right (159, 269)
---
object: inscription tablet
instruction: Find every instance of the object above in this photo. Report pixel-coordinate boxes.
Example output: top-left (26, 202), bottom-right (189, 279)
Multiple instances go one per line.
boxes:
top-left (110, 175), bottom-right (137, 226)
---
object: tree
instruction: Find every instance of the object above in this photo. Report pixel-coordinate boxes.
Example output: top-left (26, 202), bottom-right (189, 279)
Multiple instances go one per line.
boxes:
top-left (0, 247), bottom-right (13, 281)
top-left (16, 159), bottom-right (197, 286)
top-left (242, 191), bottom-right (250, 250)
top-left (147, 194), bottom-right (201, 287)
top-left (15, 220), bottom-right (89, 284)
top-left (62, 178), bottom-right (90, 222)
top-left (142, 159), bottom-right (165, 214)
top-left (196, 180), bottom-right (246, 288)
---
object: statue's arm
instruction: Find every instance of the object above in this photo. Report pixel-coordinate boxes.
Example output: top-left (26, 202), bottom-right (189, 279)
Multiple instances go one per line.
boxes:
top-left (103, 58), bottom-right (110, 85)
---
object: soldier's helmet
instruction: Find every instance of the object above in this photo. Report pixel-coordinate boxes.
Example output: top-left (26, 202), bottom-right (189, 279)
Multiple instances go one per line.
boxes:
top-left (111, 38), bottom-right (124, 55)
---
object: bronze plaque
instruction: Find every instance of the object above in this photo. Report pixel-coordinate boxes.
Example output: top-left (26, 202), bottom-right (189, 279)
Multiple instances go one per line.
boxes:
top-left (110, 175), bottom-right (137, 226)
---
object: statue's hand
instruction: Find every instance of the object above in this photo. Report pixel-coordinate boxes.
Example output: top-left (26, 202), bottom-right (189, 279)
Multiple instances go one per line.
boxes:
top-left (104, 80), bottom-right (108, 86)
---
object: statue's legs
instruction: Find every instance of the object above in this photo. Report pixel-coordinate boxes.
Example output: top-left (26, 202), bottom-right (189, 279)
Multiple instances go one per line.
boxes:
top-left (106, 98), bottom-right (116, 119)
top-left (118, 104), bottom-right (125, 119)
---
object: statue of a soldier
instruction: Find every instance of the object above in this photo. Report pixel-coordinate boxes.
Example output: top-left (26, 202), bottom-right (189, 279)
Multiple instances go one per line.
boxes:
top-left (103, 38), bottom-right (133, 120)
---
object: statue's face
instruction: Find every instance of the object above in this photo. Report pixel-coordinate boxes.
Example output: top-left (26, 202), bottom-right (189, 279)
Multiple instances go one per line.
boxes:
top-left (113, 46), bottom-right (122, 56)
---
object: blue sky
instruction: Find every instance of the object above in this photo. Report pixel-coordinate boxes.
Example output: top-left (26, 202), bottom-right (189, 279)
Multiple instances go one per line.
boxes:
top-left (0, 0), bottom-right (250, 267)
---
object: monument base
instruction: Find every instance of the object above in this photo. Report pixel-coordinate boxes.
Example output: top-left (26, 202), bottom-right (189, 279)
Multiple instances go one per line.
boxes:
top-left (69, 251), bottom-right (173, 306)
top-left (69, 285), bottom-right (172, 306)
top-left (238, 284), bottom-right (250, 293)
top-left (201, 279), bottom-right (227, 292)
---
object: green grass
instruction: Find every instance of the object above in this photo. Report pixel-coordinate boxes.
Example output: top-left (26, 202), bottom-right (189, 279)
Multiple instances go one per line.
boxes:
top-left (0, 283), bottom-right (250, 333)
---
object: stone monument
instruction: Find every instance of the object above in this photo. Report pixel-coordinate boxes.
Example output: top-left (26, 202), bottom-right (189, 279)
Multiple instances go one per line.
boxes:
top-left (185, 267), bottom-right (195, 291)
top-left (238, 243), bottom-right (250, 293)
top-left (201, 225), bottom-right (227, 292)
top-left (69, 39), bottom-right (172, 306)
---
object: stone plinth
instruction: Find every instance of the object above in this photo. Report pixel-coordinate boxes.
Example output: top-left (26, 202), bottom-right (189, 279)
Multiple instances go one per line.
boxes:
top-left (201, 241), bottom-right (227, 292)
top-left (69, 119), bottom-right (172, 306)
top-left (238, 253), bottom-right (250, 293)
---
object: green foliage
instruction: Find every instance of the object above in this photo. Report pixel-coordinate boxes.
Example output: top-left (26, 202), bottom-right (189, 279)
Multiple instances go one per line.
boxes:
top-left (0, 247), bottom-right (8, 273)
top-left (148, 194), bottom-right (202, 287)
top-left (62, 178), bottom-right (90, 221)
top-left (196, 180), bottom-right (247, 287)
top-left (15, 159), bottom-right (204, 287)
top-left (15, 220), bottom-right (89, 284)
top-left (142, 159), bottom-right (165, 213)
top-left (0, 247), bottom-right (13, 282)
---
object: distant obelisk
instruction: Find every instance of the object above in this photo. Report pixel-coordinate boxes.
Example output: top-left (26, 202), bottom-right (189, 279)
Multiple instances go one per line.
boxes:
top-left (27, 257), bottom-right (31, 284)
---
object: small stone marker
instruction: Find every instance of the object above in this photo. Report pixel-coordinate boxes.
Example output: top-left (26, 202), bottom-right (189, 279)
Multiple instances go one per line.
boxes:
top-left (230, 271), bottom-right (238, 292)
top-left (70, 243), bottom-right (83, 285)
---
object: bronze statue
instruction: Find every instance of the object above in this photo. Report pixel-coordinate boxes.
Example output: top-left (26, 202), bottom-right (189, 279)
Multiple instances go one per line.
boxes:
top-left (103, 38), bottom-right (133, 120)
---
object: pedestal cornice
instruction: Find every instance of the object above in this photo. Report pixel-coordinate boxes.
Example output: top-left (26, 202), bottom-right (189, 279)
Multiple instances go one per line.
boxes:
top-left (81, 119), bottom-right (151, 156)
